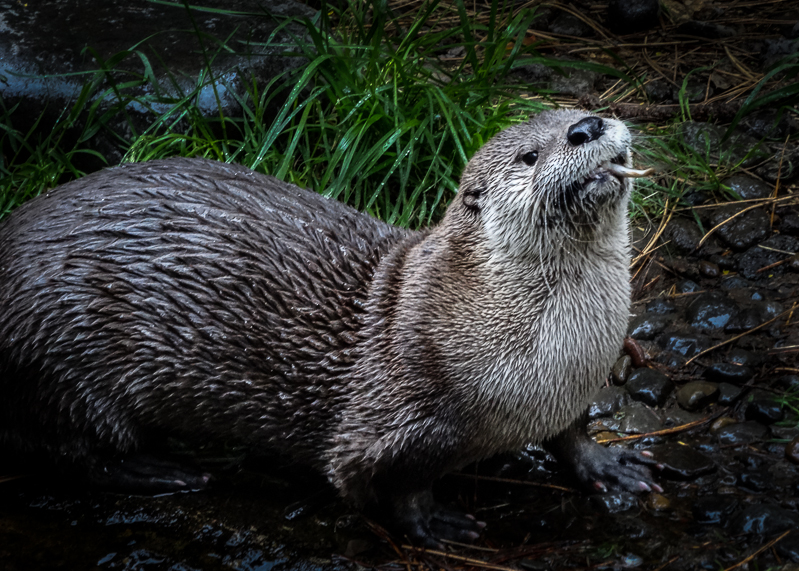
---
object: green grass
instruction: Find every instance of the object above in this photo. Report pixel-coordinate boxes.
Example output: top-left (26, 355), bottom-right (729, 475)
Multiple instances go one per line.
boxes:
top-left (2, 0), bottom-right (797, 227)
top-left (0, 0), bottom-right (553, 228)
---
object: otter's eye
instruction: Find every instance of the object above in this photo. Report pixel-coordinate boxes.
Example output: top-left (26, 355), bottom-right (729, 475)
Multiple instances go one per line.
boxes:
top-left (520, 151), bottom-right (538, 166)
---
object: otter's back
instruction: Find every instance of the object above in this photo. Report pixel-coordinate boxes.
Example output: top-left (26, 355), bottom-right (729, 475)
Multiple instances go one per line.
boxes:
top-left (0, 158), bottom-right (410, 461)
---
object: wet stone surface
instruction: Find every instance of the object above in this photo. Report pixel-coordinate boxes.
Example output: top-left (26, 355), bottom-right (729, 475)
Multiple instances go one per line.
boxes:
top-left (626, 368), bottom-right (673, 407)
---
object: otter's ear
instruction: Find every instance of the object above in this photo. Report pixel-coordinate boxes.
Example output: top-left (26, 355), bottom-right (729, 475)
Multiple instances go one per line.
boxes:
top-left (462, 186), bottom-right (484, 212)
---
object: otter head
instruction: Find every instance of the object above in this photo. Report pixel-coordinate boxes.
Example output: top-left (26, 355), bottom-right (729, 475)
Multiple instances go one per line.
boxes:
top-left (452, 109), bottom-right (650, 261)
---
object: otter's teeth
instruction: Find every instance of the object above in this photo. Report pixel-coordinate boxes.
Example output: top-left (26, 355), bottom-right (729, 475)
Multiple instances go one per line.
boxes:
top-left (606, 163), bottom-right (655, 178)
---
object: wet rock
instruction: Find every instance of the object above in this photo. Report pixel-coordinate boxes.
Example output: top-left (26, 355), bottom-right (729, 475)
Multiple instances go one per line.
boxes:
top-left (680, 122), bottom-right (760, 164)
top-left (710, 416), bottom-right (737, 433)
top-left (589, 386), bottom-right (630, 419)
top-left (589, 491), bottom-right (638, 513)
top-left (709, 253), bottom-right (738, 271)
top-left (737, 470), bottom-right (772, 492)
top-left (722, 174), bottom-right (773, 200)
top-left (652, 442), bottom-right (715, 480)
top-left (674, 79), bottom-right (712, 105)
top-left (703, 362), bottom-right (754, 386)
top-left (745, 392), bottom-right (785, 424)
top-left (617, 403), bottom-right (662, 434)
top-left (675, 279), bottom-right (701, 294)
top-left (720, 275), bottom-right (749, 290)
top-left (724, 306), bottom-right (768, 333)
top-left (786, 437), bottom-right (799, 464)
top-left (776, 374), bottom-right (799, 392)
top-left (645, 80), bottom-right (672, 103)
top-left (677, 20), bottom-right (736, 39)
top-left (611, 355), bottom-right (632, 386)
top-left (692, 496), bottom-right (738, 524)
top-left (647, 493), bottom-right (671, 511)
top-left (717, 383), bottom-right (743, 405)
top-left (606, 0), bottom-right (659, 34)
top-left (628, 314), bottom-right (669, 341)
top-left (548, 12), bottom-right (593, 37)
top-left (0, 0), bottom-right (315, 167)
top-left (698, 260), bottom-right (720, 278)
top-left (664, 408), bottom-right (703, 427)
top-left (730, 504), bottom-right (799, 536)
top-left (756, 147), bottom-right (799, 183)
top-left (709, 206), bottom-right (770, 252)
top-left (654, 351), bottom-right (687, 369)
top-left (782, 212), bottom-right (799, 236)
top-left (740, 110), bottom-right (799, 140)
top-left (789, 253), bottom-right (799, 272)
top-left (646, 298), bottom-right (676, 314)
top-left (676, 381), bottom-right (719, 411)
top-left (660, 334), bottom-right (710, 358)
top-left (550, 67), bottom-right (598, 97)
top-left (686, 292), bottom-right (739, 331)
top-left (715, 421), bottom-right (768, 445)
top-left (666, 218), bottom-right (702, 253)
top-left (776, 534), bottom-right (799, 564)
top-left (626, 369), bottom-right (673, 407)
top-left (726, 348), bottom-right (762, 368)
top-left (739, 235), bottom-right (799, 280)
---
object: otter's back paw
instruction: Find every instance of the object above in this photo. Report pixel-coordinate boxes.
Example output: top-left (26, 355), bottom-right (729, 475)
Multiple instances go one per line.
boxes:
top-left (88, 454), bottom-right (211, 494)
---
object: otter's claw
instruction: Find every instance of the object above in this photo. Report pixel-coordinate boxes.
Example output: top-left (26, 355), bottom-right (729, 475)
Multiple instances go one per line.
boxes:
top-left (382, 489), bottom-right (484, 549)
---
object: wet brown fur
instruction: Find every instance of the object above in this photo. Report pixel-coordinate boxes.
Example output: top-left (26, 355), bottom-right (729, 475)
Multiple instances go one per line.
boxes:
top-left (0, 109), bottom-right (635, 510)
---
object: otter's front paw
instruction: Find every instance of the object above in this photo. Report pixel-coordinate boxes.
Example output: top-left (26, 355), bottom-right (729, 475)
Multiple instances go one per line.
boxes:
top-left (571, 443), bottom-right (662, 494)
top-left (383, 489), bottom-right (485, 549)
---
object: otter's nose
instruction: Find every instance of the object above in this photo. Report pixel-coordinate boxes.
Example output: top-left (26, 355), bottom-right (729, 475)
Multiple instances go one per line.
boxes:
top-left (567, 117), bottom-right (604, 146)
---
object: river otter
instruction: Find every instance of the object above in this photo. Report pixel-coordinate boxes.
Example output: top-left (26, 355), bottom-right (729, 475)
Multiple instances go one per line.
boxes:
top-left (0, 109), bottom-right (657, 547)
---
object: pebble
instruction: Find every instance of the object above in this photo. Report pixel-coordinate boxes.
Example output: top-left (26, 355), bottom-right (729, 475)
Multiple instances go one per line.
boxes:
top-left (730, 504), bottom-right (799, 536)
top-left (652, 442), bottom-right (716, 480)
top-left (654, 351), bottom-right (686, 369)
top-left (776, 535), bottom-right (799, 564)
top-left (722, 174), bottom-right (773, 200)
top-left (720, 275), bottom-right (749, 290)
top-left (611, 355), bottom-right (632, 385)
top-left (664, 408), bottom-right (703, 427)
top-left (666, 218), bottom-right (702, 253)
top-left (710, 206), bottom-right (770, 252)
top-left (698, 260), bottom-right (720, 278)
top-left (737, 470), bottom-right (772, 492)
top-left (738, 234), bottom-right (799, 280)
top-left (676, 381), bottom-right (719, 411)
top-left (745, 392), bottom-right (785, 424)
top-left (776, 374), bottom-right (799, 392)
top-left (785, 436), bottom-right (799, 464)
top-left (617, 403), bottom-right (662, 434)
top-left (692, 496), bottom-right (738, 524)
top-left (627, 314), bottom-right (668, 341)
top-left (675, 279), bottom-right (700, 294)
top-left (686, 292), bottom-right (739, 331)
top-left (726, 348), bottom-right (762, 368)
top-left (703, 362), bottom-right (754, 385)
top-left (646, 493), bottom-right (671, 511)
top-left (717, 383), bottom-right (743, 405)
top-left (645, 298), bottom-right (676, 314)
top-left (606, 0), bottom-right (659, 34)
top-left (789, 253), bottom-right (799, 272)
top-left (710, 416), bottom-right (737, 433)
top-left (661, 334), bottom-right (710, 358)
top-left (782, 212), bottom-right (799, 236)
top-left (625, 369), bottom-right (673, 407)
top-left (588, 386), bottom-right (630, 419)
top-left (715, 421), bottom-right (768, 445)
top-left (589, 491), bottom-right (638, 513)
